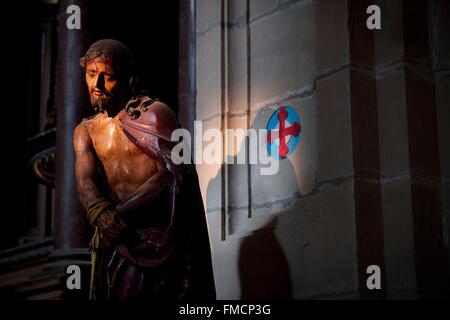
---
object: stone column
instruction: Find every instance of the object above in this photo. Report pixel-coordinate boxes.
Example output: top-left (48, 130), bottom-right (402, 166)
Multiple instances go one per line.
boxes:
top-left (54, 0), bottom-right (92, 251)
top-left (348, 0), bottom-right (386, 299)
top-left (179, 0), bottom-right (197, 137)
top-left (374, 0), bottom-right (417, 299)
top-left (403, 0), bottom-right (449, 298)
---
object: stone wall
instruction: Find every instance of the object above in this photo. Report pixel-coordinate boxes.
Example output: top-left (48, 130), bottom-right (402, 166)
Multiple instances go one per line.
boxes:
top-left (195, 0), bottom-right (449, 299)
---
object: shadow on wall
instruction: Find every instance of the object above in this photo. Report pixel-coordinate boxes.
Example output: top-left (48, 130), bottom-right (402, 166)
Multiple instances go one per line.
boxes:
top-left (238, 216), bottom-right (292, 299)
top-left (205, 109), bottom-right (300, 299)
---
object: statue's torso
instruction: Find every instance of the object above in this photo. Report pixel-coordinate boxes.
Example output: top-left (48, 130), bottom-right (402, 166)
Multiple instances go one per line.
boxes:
top-left (84, 110), bottom-right (161, 201)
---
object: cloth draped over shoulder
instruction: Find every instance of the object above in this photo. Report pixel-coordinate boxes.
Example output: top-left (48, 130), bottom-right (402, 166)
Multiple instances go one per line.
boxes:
top-left (96, 96), bottom-right (216, 299)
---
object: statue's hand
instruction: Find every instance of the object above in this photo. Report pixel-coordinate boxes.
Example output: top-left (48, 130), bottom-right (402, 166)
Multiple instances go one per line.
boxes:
top-left (97, 210), bottom-right (126, 242)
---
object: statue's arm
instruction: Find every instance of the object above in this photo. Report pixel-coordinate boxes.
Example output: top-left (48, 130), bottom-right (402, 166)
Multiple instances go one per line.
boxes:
top-left (73, 123), bottom-right (125, 241)
top-left (115, 163), bottom-right (171, 220)
top-left (73, 123), bottom-right (103, 211)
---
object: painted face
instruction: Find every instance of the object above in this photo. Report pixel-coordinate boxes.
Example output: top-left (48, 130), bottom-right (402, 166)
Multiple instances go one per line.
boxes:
top-left (85, 57), bottom-right (121, 113)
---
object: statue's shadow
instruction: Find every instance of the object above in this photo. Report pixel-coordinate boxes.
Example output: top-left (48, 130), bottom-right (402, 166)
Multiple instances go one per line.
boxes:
top-left (205, 109), bottom-right (298, 299)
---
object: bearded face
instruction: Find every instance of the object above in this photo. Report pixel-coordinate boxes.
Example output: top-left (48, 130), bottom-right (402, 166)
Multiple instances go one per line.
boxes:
top-left (85, 57), bottom-right (125, 114)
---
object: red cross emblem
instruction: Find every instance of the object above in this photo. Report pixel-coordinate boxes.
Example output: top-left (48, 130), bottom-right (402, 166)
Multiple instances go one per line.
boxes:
top-left (266, 106), bottom-right (301, 159)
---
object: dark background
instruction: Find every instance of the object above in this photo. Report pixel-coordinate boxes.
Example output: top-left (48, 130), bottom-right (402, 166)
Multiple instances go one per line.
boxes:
top-left (1, 0), bottom-right (179, 250)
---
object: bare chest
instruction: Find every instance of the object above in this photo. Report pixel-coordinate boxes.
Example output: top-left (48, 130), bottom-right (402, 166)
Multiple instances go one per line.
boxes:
top-left (86, 116), bottom-right (161, 198)
top-left (89, 117), bottom-right (138, 161)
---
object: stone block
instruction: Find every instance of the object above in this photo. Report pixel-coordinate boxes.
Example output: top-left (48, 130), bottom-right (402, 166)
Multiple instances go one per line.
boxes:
top-left (237, 219), bottom-right (293, 299)
top-left (197, 0), bottom-right (221, 33)
top-left (250, 1), bottom-right (315, 105)
top-left (404, 69), bottom-right (441, 178)
top-left (376, 70), bottom-right (410, 177)
top-left (197, 28), bottom-right (223, 121)
top-left (197, 116), bottom-right (224, 213)
top-left (443, 180), bottom-right (450, 268)
top-left (374, 0), bottom-right (404, 65)
top-left (314, 0), bottom-right (349, 75)
top-left (223, 115), bottom-right (252, 237)
top-left (212, 238), bottom-right (242, 299)
top-left (316, 69), bottom-right (353, 182)
top-left (433, 0), bottom-right (450, 70)
top-left (228, 25), bottom-right (249, 114)
top-left (249, 0), bottom-right (278, 22)
top-left (350, 69), bottom-right (380, 178)
top-left (436, 76), bottom-right (450, 179)
top-left (381, 179), bottom-right (418, 298)
top-left (228, 0), bottom-right (247, 24)
top-left (348, 0), bottom-right (376, 67)
top-left (276, 180), bottom-right (358, 298)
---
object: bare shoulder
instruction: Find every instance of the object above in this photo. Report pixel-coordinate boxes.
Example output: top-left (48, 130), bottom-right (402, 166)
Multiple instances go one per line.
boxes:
top-left (73, 116), bottom-right (98, 151)
top-left (74, 113), bottom-right (104, 137)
